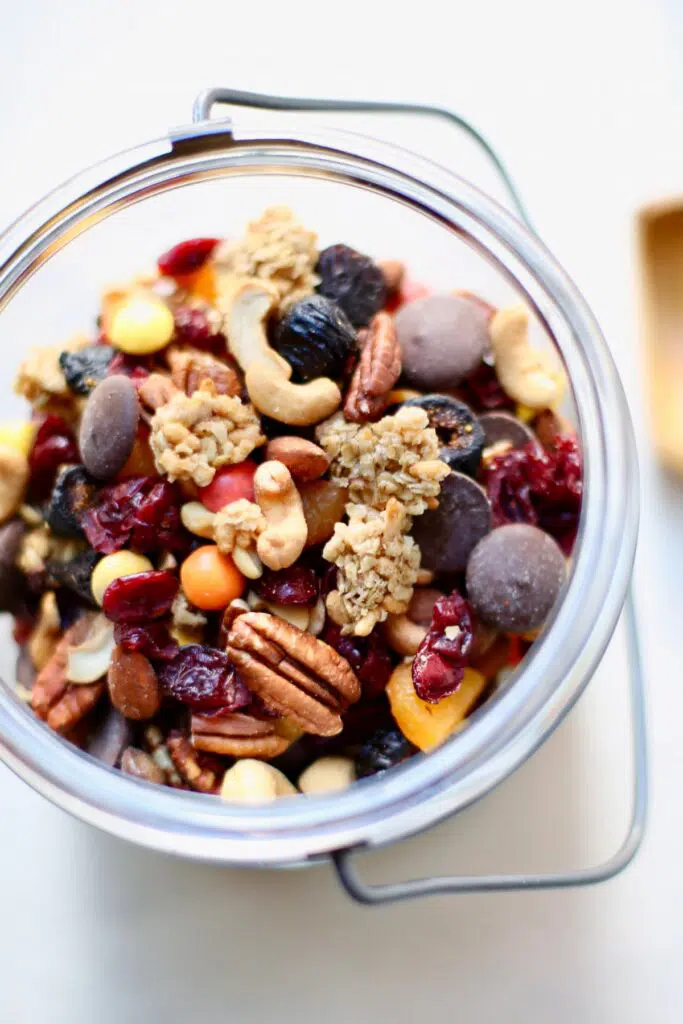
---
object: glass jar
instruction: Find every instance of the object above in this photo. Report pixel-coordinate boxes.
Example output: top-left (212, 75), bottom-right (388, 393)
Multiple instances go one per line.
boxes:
top-left (0, 96), bottom-right (639, 874)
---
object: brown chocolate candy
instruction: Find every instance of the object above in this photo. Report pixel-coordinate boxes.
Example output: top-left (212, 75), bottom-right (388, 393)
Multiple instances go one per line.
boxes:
top-left (412, 471), bottom-right (492, 572)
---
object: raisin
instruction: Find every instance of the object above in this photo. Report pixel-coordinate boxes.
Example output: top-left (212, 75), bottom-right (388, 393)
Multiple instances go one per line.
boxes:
top-left (412, 591), bottom-right (474, 703)
top-left (274, 295), bottom-right (357, 382)
top-left (102, 570), bottom-right (178, 624)
top-left (113, 621), bottom-right (179, 662)
top-left (159, 645), bottom-right (251, 711)
top-left (254, 566), bottom-right (318, 606)
top-left (483, 435), bottom-right (582, 555)
top-left (83, 476), bottom-right (189, 555)
top-left (316, 244), bottom-right (387, 328)
top-left (46, 465), bottom-right (96, 538)
top-left (157, 238), bottom-right (219, 277)
top-left (355, 724), bottom-right (415, 778)
top-left (59, 345), bottom-right (115, 395)
top-left (404, 394), bottom-right (485, 476)
top-left (48, 549), bottom-right (100, 605)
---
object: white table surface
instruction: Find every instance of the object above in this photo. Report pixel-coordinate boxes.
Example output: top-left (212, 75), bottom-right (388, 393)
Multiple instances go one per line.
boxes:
top-left (1, 1), bottom-right (682, 1021)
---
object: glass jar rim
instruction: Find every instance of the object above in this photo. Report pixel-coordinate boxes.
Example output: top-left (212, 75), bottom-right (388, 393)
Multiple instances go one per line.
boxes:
top-left (0, 120), bottom-right (639, 864)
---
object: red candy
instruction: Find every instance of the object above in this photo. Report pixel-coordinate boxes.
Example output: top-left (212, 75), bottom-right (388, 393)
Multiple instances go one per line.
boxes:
top-left (159, 645), bottom-right (251, 711)
top-left (412, 591), bottom-right (473, 703)
top-left (157, 238), bottom-right (220, 278)
top-left (198, 461), bottom-right (257, 513)
top-left (102, 570), bottom-right (178, 624)
top-left (84, 476), bottom-right (188, 555)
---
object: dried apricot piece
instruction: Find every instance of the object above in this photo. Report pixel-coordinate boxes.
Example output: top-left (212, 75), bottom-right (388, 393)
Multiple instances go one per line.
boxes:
top-left (386, 662), bottom-right (487, 751)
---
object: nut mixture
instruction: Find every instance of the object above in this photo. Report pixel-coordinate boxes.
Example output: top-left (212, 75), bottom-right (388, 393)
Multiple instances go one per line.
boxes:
top-left (2, 209), bottom-right (581, 802)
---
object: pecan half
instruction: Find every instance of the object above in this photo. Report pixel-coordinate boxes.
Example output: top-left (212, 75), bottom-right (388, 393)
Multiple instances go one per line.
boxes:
top-left (167, 346), bottom-right (241, 398)
top-left (226, 612), bottom-right (360, 736)
top-left (191, 711), bottom-right (290, 758)
top-left (137, 372), bottom-right (179, 412)
top-left (31, 615), bottom-right (104, 733)
top-left (166, 731), bottom-right (223, 793)
top-left (344, 312), bottom-right (402, 423)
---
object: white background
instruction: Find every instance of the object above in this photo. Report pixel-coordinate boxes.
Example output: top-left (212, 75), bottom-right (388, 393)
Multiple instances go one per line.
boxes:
top-left (0, 1), bottom-right (682, 1021)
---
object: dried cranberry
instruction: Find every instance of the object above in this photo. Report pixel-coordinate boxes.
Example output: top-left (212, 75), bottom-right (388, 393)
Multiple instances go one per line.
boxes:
top-left (173, 305), bottom-right (225, 351)
top-left (102, 570), bottom-right (178, 623)
top-left (28, 416), bottom-right (79, 496)
top-left (113, 621), bottom-right (179, 662)
top-left (322, 621), bottom-right (393, 699)
top-left (107, 352), bottom-right (150, 384)
top-left (157, 238), bottom-right (219, 278)
top-left (84, 476), bottom-right (189, 555)
top-left (484, 435), bottom-right (582, 555)
top-left (160, 645), bottom-right (251, 711)
top-left (255, 566), bottom-right (318, 606)
top-left (317, 244), bottom-right (387, 327)
top-left (461, 362), bottom-right (514, 411)
top-left (412, 591), bottom-right (474, 703)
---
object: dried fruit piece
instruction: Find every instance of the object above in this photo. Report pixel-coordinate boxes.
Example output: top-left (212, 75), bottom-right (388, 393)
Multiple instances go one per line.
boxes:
top-left (387, 661), bottom-right (486, 751)
top-left (299, 479), bottom-right (349, 548)
top-left (460, 360), bottom-right (514, 411)
top-left (173, 305), bottom-right (225, 351)
top-left (84, 476), bottom-right (188, 555)
top-left (159, 644), bottom-right (251, 711)
top-left (59, 345), bottom-right (115, 395)
top-left (46, 465), bottom-right (96, 538)
top-left (411, 591), bottom-right (474, 703)
top-left (255, 566), bottom-right (318, 606)
top-left (355, 724), bottom-right (415, 778)
top-left (317, 244), bottom-right (387, 328)
top-left (274, 295), bottom-right (357, 381)
top-left (158, 237), bottom-right (219, 277)
top-left (90, 550), bottom-right (153, 605)
top-left (102, 570), bottom-right (178, 623)
top-left (28, 416), bottom-right (79, 497)
top-left (107, 646), bottom-right (162, 720)
top-left (321, 621), bottom-right (393, 699)
top-left (113, 621), bottom-right (179, 662)
top-left (404, 394), bottom-right (484, 476)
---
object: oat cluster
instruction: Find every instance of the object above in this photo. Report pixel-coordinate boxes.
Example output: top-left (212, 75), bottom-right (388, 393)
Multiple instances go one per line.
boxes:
top-left (213, 499), bottom-right (266, 555)
top-left (316, 406), bottom-right (450, 517)
top-left (150, 380), bottom-right (265, 487)
top-left (14, 336), bottom-right (89, 409)
top-left (214, 206), bottom-right (319, 312)
top-left (323, 498), bottom-right (421, 636)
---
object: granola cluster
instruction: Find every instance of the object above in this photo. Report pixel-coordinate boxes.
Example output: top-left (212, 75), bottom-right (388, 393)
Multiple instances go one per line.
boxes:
top-left (150, 380), bottom-right (265, 486)
top-left (14, 335), bottom-right (89, 410)
top-left (215, 206), bottom-right (319, 312)
top-left (316, 406), bottom-right (450, 516)
top-left (324, 499), bottom-right (420, 636)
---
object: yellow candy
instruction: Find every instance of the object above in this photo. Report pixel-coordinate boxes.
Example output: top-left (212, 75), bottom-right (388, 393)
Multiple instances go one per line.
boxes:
top-left (91, 550), bottom-right (153, 606)
top-left (0, 421), bottom-right (37, 458)
top-left (107, 292), bottom-right (175, 355)
top-left (386, 663), bottom-right (487, 751)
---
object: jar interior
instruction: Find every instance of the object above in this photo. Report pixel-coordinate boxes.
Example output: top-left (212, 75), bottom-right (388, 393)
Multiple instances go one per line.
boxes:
top-left (0, 164), bottom-right (583, 827)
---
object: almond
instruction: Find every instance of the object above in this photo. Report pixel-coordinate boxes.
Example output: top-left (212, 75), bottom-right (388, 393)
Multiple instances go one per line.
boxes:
top-left (107, 646), bottom-right (162, 721)
top-left (264, 436), bottom-right (329, 482)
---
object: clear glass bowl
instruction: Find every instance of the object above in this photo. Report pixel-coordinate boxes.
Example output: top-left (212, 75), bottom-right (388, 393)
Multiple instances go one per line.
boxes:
top-left (0, 117), bottom-right (638, 865)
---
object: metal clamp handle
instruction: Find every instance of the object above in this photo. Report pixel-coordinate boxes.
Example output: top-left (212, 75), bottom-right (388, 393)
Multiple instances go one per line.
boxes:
top-left (194, 88), bottom-right (648, 904)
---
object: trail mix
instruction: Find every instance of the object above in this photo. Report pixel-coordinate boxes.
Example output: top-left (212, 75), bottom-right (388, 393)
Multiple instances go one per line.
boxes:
top-left (0, 207), bottom-right (582, 803)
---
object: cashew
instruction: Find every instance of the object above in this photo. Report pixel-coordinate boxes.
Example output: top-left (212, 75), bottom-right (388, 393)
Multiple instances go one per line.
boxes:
top-left (298, 756), bottom-right (355, 796)
top-left (222, 278), bottom-right (290, 375)
top-left (246, 590), bottom-right (310, 630)
top-left (254, 461), bottom-right (307, 570)
top-left (246, 360), bottom-right (341, 427)
top-left (180, 501), bottom-right (216, 539)
top-left (66, 615), bottom-right (116, 684)
top-left (220, 759), bottom-right (297, 803)
top-left (308, 598), bottom-right (326, 637)
top-left (384, 613), bottom-right (428, 656)
top-left (489, 304), bottom-right (567, 410)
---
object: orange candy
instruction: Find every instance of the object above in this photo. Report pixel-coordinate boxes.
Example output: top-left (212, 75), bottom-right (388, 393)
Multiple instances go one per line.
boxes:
top-left (180, 545), bottom-right (245, 611)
